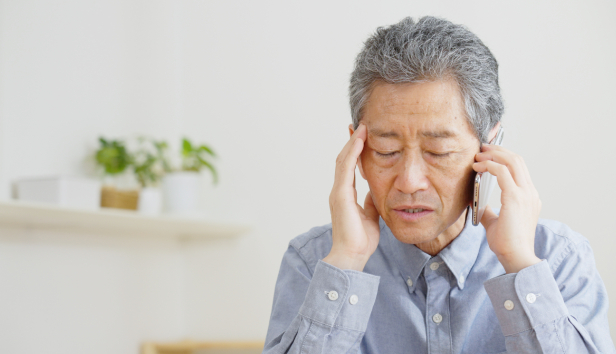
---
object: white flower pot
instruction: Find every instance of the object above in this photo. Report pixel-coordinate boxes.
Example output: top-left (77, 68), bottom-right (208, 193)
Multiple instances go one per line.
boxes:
top-left (161, 171), bottom-right (201, 215)
top-left (138, 187), bottom-right (162, 215)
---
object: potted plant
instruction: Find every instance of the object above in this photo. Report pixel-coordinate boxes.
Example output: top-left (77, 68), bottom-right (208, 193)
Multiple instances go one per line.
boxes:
top-left (95, 137), bottom-right (139, 210)
top-left (161, 138), bottom-right (217, 215)
top-left (131, 137), bottom-right (170, 215)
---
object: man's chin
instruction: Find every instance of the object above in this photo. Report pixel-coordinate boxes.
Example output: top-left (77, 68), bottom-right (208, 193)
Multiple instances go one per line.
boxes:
top-left (384, 213), bottom-right (440, 245)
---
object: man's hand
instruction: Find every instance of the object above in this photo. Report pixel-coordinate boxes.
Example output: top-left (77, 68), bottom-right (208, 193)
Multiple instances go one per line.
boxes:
top-left (323, 124), bottom-right (381, 272)
top-left (473, 145), bottom-right (542, 274)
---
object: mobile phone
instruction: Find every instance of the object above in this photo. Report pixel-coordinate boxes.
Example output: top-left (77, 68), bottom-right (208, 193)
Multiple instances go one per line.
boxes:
top-left (472, 126), bottom-right (504, 226)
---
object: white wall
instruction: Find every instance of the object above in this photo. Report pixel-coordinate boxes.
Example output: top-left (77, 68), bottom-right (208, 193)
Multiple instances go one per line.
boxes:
top-left (0, 2), bottom-right (188, 353)
top-left (0, 1), bottom-right (614, 353)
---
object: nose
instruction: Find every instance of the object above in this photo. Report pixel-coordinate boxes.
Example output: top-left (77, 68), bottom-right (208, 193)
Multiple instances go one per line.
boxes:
top-left (393, 151), bottom-right (430, 195)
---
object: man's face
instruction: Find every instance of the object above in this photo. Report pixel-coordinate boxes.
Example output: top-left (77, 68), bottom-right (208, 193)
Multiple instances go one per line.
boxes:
top-left (356, 78), bottom-right (480, 245)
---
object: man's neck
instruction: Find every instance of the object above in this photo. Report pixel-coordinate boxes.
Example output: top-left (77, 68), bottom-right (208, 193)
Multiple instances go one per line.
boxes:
top-left (415, 208), bottom-right (468, 256)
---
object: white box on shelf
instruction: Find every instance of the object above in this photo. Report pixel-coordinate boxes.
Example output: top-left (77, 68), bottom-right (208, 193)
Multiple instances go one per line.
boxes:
top-left (14, 176), bottom-right (101, 210)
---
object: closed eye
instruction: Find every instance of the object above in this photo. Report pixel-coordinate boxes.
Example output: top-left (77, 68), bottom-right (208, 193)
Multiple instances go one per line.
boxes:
top-left (376, 151), bottom-right (398, 157)
top-left (428, 152), bottom-right (451, 158)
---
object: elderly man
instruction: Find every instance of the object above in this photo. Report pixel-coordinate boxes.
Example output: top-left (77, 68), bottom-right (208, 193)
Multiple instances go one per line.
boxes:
top-left (263, 17), bottom-right (615, 353)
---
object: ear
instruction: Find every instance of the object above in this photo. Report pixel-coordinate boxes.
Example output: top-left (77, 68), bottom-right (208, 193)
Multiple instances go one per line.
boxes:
top-left (487, 122), bottom-right (501, 143)
top-left (348, 124), bottom-right (367, 180)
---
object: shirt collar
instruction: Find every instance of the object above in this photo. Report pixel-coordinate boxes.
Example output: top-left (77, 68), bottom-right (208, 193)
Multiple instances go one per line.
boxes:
top-left (381, 207), bottom-right (485, 290)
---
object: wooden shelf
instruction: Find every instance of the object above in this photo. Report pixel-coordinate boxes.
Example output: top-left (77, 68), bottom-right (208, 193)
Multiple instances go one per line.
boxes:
top-left (0, 201), bottom-right (250, 240)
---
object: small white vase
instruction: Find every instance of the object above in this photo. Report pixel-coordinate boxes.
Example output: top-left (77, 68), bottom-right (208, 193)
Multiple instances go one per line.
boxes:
top-left (138, 187), bottom-right (162, 215)
top-left (161, 171), bottom-right (201, 215)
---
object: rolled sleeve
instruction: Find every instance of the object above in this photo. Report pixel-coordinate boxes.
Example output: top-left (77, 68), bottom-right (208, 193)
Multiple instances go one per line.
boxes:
top-left (484, 260), bottom-right (569, 336)
top-left (298, 260), bottom-right (380, 332)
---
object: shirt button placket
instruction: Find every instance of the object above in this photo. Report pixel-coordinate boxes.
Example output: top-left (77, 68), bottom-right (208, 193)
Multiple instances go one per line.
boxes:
top-left (424, 258), bottom-right (452, 354)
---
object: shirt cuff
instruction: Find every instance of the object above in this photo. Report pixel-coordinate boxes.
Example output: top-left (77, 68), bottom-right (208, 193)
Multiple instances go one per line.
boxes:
top-left (298, 260), bottom-right (380, 332)
top-left (484, 260), bottom-right (569, 336)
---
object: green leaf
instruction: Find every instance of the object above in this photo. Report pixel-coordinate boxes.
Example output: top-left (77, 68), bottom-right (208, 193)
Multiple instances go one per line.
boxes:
top-left (154, 141), bottom-right (168, 151)
top-left (197, 156), bottom-right (218, 184)
top-left (95, 138), bottom-right (130, 175)
top-left (198, 144), bottom-right (216, 157)
top-left (182, 138), bottom-right (193, 155)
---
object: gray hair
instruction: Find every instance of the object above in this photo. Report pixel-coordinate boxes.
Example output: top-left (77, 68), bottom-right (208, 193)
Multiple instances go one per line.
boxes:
top-left (349, 16), bottom-right (503, 143)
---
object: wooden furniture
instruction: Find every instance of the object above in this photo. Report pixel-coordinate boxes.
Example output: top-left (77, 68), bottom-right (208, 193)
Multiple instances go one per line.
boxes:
top-left (141, 340), bottom-right (264, 354)
top-left (0, 201), bottom-right (249, 240)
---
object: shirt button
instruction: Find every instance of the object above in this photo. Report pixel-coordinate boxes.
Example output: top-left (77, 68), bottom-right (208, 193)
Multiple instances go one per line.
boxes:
top-left (459, 275), bottom-right (465, 284)
top-left (504, 300), bottom-right (515, 311)
top-left (349, 295), bottom-right (359, 305)
top-left (432, 313), bottom-right (443, 324)
top-left (430, 262), bottom-right (439, 270)
top-left (406, 278), bottom-right (413, 287)
top-left (526, 293), bottom-right (537, 304)
top-left (327, 291), bottom-right (339, 301)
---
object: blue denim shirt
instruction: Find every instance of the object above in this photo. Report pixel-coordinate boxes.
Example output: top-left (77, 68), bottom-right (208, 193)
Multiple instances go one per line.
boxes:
top-left (264, 211), bottom-right (616, 353)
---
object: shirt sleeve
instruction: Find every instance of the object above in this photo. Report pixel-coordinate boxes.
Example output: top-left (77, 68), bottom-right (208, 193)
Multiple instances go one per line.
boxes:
top-left (263, 245), bottom-right (380, 354)
top-left (484, 242), bottom-right (616, 354)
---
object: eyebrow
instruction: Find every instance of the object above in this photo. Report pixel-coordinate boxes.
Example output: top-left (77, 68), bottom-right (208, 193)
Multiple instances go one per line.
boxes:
top-left (368, 128), bottom-right (457, 139)
top-left (368, 128), bottom-right (400, 139)
top-left (421, 130), bottom-right (457, 139)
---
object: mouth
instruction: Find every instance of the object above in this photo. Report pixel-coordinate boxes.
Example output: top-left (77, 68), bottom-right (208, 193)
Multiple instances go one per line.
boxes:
top-left (401, 208), bottom-right (427, 213)
top-left (392, 206), bottom-right (434, 221)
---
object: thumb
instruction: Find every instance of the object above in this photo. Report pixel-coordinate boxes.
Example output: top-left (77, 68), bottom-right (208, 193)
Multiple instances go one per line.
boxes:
top-left (363, 191), bottom-right (380, 222)
top-left (480, 205), bottom-right (498, 230)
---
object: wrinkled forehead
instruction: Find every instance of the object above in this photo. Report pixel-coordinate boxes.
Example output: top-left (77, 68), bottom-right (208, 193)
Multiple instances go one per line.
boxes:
top-left (361, 80), bottom-right (474, 141)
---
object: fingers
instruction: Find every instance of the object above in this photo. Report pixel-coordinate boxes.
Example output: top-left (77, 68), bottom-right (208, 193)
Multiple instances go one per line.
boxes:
top-left (473, 159), bottom-right (517, 192)
top-left (475, 145), bottom-right (532, 187)
top-left (363, 191), bottom-right (380, 222)
top-left (334, 124), bottom-right (367, 190)
top-left (480, 204), bottom-right (498, 231)
top-left (353, 174), bottom-right (357, 201)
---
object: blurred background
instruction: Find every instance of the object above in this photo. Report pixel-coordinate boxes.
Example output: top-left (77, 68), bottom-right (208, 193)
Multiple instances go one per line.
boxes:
top-left (0, 0), bottom-right (615, 353)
